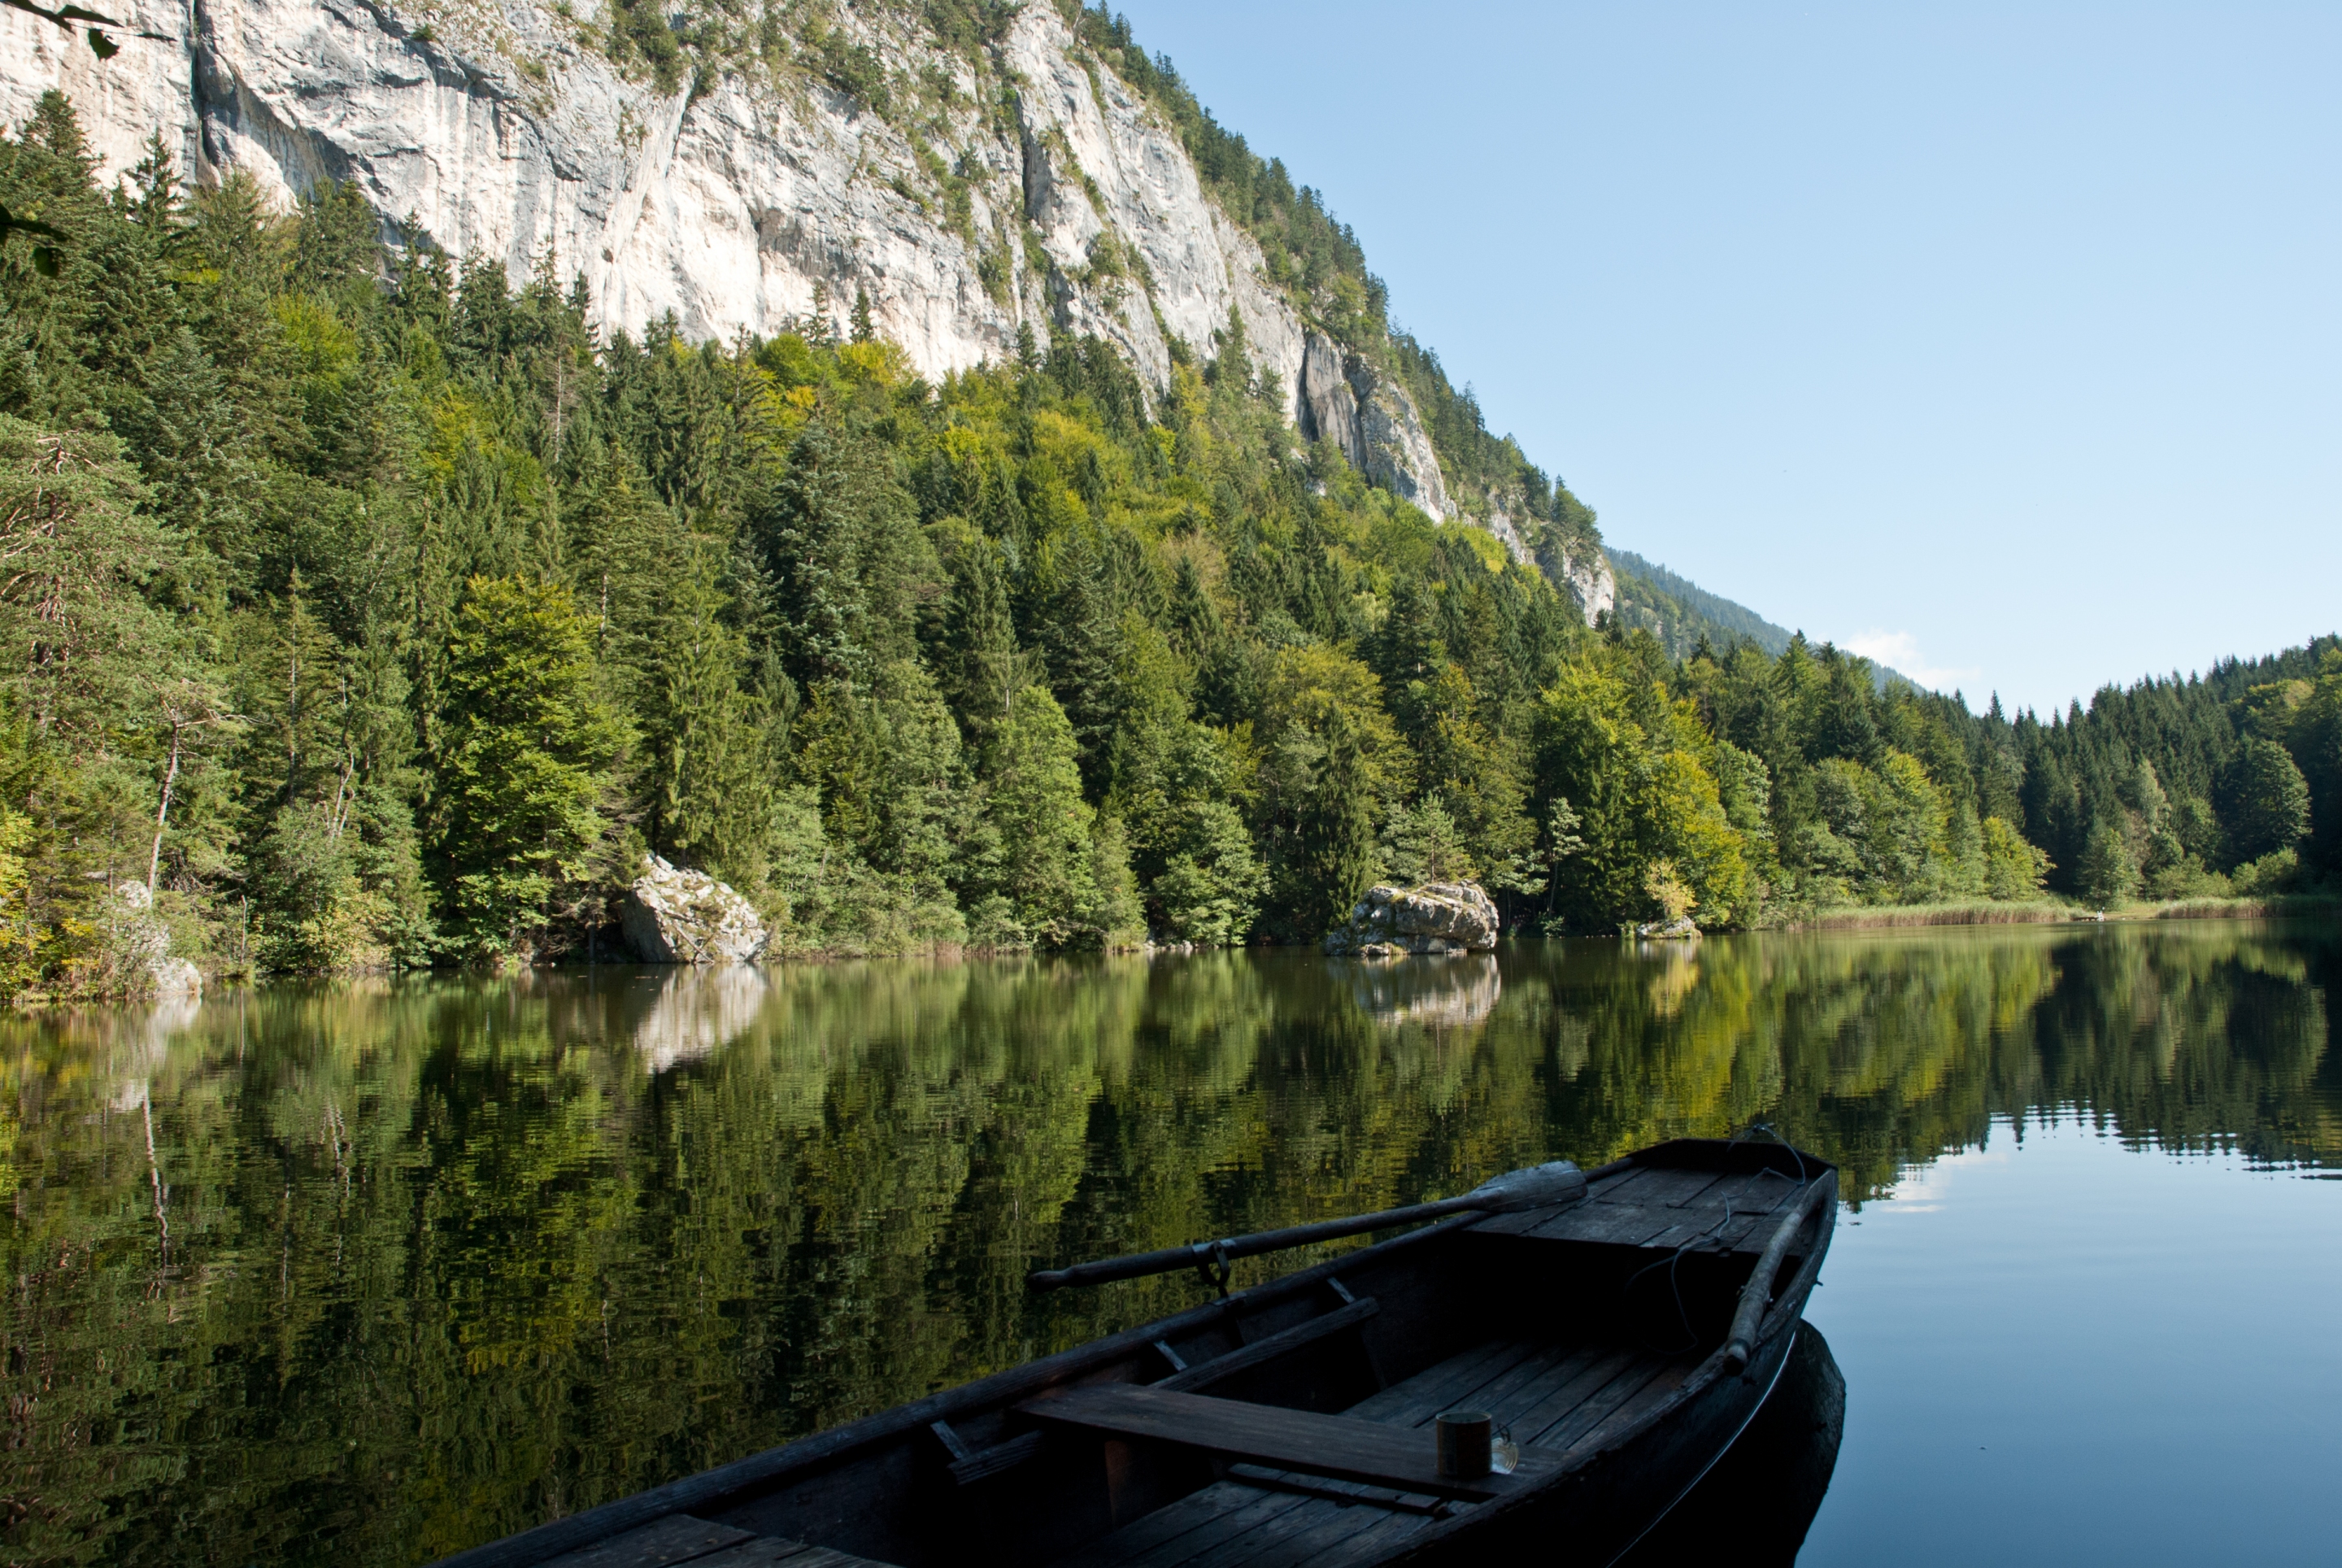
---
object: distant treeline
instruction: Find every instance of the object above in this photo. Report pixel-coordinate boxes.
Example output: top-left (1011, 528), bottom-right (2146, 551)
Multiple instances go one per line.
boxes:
top-left (0, 97), bottom-right (2328, 991)
top-left (2009, 642), bottom-right (2340, 905)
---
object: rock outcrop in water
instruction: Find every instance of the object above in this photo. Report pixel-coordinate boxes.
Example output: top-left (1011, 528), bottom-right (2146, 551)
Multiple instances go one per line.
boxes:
top-left (622, 854), bottom-right (768, 964)
top-left (0, 0), bottom-right (1614, 616)
top-left (1323, 882), bottom-right (1501, 957)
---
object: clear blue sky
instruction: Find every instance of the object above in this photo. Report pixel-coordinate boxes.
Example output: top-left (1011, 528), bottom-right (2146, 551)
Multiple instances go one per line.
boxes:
top-left (1110, 1), bottom-right (2340, 716)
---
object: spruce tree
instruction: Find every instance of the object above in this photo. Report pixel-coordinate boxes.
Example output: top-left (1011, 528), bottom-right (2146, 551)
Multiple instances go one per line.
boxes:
top-left (942, 538), bottom-right (1022, 749)
top-left (1038, 526), bottom-right (1125, 791)
top-left (1286, 709), bottom-right (1380, 934)
top-left (644, 564), bottom-right (773, 887)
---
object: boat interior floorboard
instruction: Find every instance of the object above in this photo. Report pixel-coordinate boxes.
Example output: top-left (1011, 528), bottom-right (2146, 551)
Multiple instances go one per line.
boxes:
top-left (536, 1516), bottom-right (906, 1568)
top-left (1052, 1335), bottom-right (1699, 1568)
top-left (536, 1515), bottom-right (753, 1568)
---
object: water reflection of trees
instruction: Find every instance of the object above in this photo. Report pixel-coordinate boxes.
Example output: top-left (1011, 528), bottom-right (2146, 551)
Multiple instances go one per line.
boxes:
top-left (0, 922), bottom-right (2330, 1565)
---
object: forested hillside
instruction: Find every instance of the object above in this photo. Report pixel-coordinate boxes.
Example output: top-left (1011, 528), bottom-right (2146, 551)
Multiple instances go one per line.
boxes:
top-left (0, 96), bottom-right (2330, 992)
top-left (1607, 549), bottom-right (1793, 660)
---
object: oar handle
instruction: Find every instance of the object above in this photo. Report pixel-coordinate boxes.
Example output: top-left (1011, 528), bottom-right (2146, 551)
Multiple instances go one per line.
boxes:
top-left (1028, 1161), bottom-right (1586, 1293)
top-left (1720, 1169), bottom-right (1838, 1374)
top-left (1029, 1199), bottom-right (1474, 1292)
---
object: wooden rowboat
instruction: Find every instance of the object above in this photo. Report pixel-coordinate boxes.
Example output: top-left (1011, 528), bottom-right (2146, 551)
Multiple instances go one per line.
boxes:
top-left (438, 1137), bottom-right (1838, 1568)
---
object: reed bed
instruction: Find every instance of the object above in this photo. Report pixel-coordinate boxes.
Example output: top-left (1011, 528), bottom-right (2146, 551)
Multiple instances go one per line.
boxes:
top-left (1780, 902), bottom-right (2076, 931)
top-left (1776, 893), bottom-right (2333, 933)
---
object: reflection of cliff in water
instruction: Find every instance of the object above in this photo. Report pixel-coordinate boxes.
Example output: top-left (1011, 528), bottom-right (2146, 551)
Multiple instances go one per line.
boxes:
top-left (628, 965), bottom-right (770, 1073)
top-left (1334, 953), bottom-right (1502, 1027)
top-left (1617, 1324), bottom-right (1847, 1566)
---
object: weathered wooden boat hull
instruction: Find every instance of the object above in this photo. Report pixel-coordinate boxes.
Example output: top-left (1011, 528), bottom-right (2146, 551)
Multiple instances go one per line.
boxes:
top-left (439, 1138), bottom-right (1836, 1568)
top-left (1617, 1324), bottom-right (1846, 1566)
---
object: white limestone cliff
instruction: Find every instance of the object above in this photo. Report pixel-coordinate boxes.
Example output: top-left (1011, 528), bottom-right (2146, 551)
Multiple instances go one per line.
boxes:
top-left (1297, 328), bottom-right (1453, 520)
top-left (1549, 538), bottom-right (1617, 623)
top-left (1, 0), bottom-right (1605, 616)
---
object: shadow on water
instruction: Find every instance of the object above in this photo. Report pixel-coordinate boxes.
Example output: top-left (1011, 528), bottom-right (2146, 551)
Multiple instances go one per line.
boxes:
top-left (1616, 1326), bottom-right (1848, 1566)
top-left (0, 919), bottom-right (2330, 1564)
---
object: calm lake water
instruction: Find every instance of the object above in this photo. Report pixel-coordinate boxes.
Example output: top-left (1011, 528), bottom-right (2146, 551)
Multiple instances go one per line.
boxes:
top-left (2, 921), bottom-right (2335, 1566)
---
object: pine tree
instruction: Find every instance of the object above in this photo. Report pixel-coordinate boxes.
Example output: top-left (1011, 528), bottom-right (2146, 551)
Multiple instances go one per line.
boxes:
top-left (942, 538), bottom-right (1022, 748)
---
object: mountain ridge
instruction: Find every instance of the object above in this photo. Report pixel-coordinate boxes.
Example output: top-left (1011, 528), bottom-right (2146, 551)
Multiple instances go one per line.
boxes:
top-left (0, 0), bottom-right (1617, 615)
top-left (1608, 547), bottom-right (1793, 657)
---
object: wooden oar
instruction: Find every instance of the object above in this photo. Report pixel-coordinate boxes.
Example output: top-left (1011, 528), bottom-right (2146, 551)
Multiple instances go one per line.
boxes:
top-left (1028, 1161), bottom-right (1587, 1293)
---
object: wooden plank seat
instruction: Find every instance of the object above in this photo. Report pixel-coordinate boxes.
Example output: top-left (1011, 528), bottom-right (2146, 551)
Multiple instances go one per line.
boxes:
top-left (944, 1296), bottom-right (1384, 1487)
top-left (1050, 1337), bottom-right (1699, 1568)
top-left (1019, 1384), bottom-right (1558, 1501)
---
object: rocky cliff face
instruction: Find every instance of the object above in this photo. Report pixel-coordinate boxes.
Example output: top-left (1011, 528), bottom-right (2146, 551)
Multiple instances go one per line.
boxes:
top-left (2, 0), bottom-right (1609, 617)
top-left (1548, 537), bottom-right (1617, 623)
top-left (1297, 329), bottom-right (1453, 520)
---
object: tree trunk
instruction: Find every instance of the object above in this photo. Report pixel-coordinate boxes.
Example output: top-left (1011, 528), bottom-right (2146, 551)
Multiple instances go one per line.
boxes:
top-left (147, 721), bottom-right (182, 894)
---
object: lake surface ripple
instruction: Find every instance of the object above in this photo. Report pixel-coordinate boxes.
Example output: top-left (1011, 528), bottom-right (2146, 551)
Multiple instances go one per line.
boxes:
top-left (2, 921), bottom-right (2335, 1565)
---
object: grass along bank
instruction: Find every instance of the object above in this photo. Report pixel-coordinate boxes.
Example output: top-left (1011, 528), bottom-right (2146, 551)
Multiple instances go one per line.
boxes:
top-left (1778, 892), bottom-right (2336, 931)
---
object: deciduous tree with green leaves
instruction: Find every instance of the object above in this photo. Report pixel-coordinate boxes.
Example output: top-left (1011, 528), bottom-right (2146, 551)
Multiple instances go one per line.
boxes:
top-left (425, 576), bottom-right (629, 960)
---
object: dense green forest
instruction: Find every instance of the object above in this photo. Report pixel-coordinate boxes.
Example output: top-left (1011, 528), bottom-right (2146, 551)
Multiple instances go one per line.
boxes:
top-left (2009, 639), bottom-right (2341, 904)
top-left (0, 95), bottom-right (2330, 993)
